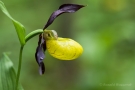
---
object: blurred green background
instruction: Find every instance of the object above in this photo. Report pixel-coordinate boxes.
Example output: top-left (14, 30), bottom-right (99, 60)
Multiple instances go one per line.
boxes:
top-left (1, 0), bottom-right (135, 90)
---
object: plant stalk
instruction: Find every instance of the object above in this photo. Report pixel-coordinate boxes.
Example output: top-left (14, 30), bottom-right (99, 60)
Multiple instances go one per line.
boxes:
top-left (15, 29), bottom-right (44, 90)
top-left (15, 46), bottom-right (24, 90)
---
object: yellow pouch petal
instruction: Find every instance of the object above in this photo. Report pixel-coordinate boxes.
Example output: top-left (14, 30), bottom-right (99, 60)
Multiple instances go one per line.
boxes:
top-left (46, 38), bottom-right (83, 60)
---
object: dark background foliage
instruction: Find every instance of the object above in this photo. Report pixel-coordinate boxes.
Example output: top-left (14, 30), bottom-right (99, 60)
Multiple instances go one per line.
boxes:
top-left (0, 0), bottom-right (135, 90)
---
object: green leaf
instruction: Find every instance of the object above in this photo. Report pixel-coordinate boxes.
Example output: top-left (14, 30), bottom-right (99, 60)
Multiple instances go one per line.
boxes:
top-left (0, 53), bottom-right (23, 90)
top-left (12, 21), bottom-right (26, 45)
top-left (0, 1), bottom-right (26, 45)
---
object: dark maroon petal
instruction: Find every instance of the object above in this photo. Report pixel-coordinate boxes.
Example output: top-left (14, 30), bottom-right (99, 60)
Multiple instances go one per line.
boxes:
top-left (35, 34), bottom-right (46, 75)
top-left (39, 62), bottom-right (45, 75)
top-left (43, 4), bottom-right (85, 30)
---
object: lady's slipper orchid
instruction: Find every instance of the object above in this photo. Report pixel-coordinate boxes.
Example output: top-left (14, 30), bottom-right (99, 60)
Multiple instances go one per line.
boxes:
top-left (35, 4), bottom-right (85, 75)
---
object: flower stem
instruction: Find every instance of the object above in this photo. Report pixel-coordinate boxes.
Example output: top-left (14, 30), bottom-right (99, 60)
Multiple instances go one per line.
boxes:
top-left (25, 29), bottom-right (43, 42)
top-left (16, 46), bottom-right (24, 90)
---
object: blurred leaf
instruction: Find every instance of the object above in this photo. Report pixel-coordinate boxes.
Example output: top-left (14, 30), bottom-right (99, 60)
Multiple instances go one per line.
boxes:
top-left (0, 1), bottom-right (25, 45)
top-left (0, 53), bottom-right (23, 90)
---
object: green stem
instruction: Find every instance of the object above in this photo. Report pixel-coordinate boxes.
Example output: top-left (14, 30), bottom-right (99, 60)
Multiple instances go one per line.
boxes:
top-left (15, 46), bottom-right (24, 90)
top-left (25, 29), bottom-right (43, 42)
top-left (15, 29), bottom-right (44, 90)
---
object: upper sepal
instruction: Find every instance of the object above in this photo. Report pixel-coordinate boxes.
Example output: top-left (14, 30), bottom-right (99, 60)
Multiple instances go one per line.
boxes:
top-left (59, 4), bottom-right (85, 12)
top-left (43, 4), bottom-right (85, 30)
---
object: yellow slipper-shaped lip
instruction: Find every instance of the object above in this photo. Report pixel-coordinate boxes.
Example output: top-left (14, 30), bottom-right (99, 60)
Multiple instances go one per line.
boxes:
top-left (46, 37), bottom-right (83, 60)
